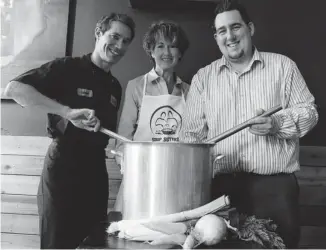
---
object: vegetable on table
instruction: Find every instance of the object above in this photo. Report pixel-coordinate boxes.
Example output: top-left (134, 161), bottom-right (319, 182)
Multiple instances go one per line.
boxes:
top-left (117, 223), bottom-right (167, 242)
top-left (183, 214), bottom-right (228, 249)
top-left (107, 195), bottom-right (230, 234)
top-left (149, 233), bottom-right (187, 246)
top-left (142, 221), bottom-right (189, 235)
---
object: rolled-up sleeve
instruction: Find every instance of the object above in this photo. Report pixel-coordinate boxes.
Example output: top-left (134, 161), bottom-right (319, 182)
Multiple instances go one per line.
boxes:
top-left (180, 72), bottom-right (208, 143)
top-left (11, 58), bottom-right (69, 100)
top-left (272, 60), bottom-right (319, 139)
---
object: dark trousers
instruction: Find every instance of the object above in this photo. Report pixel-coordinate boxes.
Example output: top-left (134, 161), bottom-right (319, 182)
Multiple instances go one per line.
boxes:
top-left (37, 140), bottom-right (109, 249)
top-left (212, 172), bottom-right (300, 248)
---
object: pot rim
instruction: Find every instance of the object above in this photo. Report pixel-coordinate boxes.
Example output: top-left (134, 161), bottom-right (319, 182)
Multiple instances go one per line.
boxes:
top-left (122, 141), bottom-right (215, 146)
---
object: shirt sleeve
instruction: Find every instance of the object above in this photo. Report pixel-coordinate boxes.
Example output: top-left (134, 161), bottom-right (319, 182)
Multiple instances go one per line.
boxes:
top-left (180, 72), bottom-right (208, 143)
top-left (11, 58), bottom-right (69, 100)
top-left (271, 60), bottom-right (319, 139)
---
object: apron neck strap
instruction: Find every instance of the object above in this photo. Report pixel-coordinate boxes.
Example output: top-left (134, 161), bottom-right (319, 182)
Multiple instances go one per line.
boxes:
top-left (142, 73), bottom-right (149, 97)
top-left (143, 72), bottom-right (185, 98)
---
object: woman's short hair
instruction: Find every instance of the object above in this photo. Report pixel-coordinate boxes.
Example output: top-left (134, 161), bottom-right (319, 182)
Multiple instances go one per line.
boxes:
top-left (143, 20), bottom-right (189, 63)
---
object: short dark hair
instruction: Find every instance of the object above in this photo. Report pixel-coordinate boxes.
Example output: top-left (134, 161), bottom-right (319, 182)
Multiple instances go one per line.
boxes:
top-left (212, 0), bottom-right (251, 33)
top-left (95, 13), bottom-right (136, 41)
top-left (143, 20), bottom-right (189, 64)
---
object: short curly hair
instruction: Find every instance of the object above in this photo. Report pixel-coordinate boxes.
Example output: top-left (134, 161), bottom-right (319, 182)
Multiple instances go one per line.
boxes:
top-left (143, 20), bottom-right (189, 64)
top-left (95, 13), bottom-right (136, 41)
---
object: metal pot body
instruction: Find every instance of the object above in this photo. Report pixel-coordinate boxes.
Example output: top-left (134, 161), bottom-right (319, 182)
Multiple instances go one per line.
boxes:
top-left (122, 142), bottom-right (213, 220)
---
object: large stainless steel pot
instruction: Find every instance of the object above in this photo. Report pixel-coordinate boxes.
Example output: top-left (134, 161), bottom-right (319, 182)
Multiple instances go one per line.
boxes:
top-left (100, 105), bottom-right (282, 220)
top-left (121, 141), bottom-right (214, 220)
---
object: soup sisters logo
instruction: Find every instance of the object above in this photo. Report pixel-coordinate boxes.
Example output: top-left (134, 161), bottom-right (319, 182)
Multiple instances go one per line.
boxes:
top-left (150, 105), bottom-right (182, 142)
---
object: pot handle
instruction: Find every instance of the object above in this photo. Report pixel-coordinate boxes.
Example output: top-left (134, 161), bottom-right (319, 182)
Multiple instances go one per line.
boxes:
top-left (111, 149), bottom-right (124, 174)
top-left (213, 154), bottom-right (225, 178)
top-left (99, 127), bottom-right (131, 143)
top-left (111, 149), bottom-right (123, 158)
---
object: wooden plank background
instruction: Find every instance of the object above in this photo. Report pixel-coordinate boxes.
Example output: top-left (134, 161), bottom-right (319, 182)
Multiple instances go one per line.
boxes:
top-left (1, 136), bottom-right (326, 249)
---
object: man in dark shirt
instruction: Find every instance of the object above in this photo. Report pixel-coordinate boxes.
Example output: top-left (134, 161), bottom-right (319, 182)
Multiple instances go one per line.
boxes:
top-left (4, 13), bottom-right (135, 249)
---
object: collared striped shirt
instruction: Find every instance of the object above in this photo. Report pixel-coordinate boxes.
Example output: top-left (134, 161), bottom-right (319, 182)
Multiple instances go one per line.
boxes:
top-left (181, 50), bottom-right (318, 174)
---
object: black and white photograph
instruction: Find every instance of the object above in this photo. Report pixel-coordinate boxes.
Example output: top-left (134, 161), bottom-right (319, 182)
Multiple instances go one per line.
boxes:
top-left (1, 0), bottom-right (325, 249)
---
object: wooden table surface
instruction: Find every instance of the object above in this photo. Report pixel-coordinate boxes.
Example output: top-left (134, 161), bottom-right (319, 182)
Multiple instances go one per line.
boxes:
top-left (78, 211), bottom-right (261, 249)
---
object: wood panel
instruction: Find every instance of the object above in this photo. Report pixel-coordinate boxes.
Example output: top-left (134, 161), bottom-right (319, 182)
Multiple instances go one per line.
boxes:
top-left (1, 135), bottom-right (117, 158)
top-left (1, 194), bottom-right (39, 215)
top-left (1, 194), bottom-right (116, 215)
top-left (297, 165), bottom-right (326, 179)
top-left (1, 175), bottom-right (121, 199)
top-left (297, 178), bottom-right (326, 187)
top-left (1, 155), bottom-right (45, 176)
top-left (299, 226), bottom-right (326, 248)
top-left (299, 146), bottom-right (326, 167)
top-left (299, 205), bottom-right (326, 227)
top-left (1, 155), bottom-right (122, 180)
top-left (1, 175), bottom-right (39, 196)
top-left (1, 214), bottom-right (39, 235)
top-left (1, 233), bottom-right (40, 249)
top-left (299, 186), bottom-right (326, 206)
top-left (1, 136), bottom-right (51, 156)
top-left (296, 165), bottom-right (326, 186)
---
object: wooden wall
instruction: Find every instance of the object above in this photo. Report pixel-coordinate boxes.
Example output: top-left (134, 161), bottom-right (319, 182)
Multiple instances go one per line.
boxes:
top-left (1, 136), bottom-right (326, 249)
top-left (1, 136), bottom-right (122, 249)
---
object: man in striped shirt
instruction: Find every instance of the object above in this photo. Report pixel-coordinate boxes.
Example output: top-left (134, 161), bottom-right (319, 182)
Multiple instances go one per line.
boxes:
top-left (181, 0), bottom-right (318, 248)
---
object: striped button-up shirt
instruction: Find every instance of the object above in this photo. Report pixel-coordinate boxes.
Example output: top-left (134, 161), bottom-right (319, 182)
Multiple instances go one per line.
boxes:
top-left (181, 49), bottom-right (318, 175)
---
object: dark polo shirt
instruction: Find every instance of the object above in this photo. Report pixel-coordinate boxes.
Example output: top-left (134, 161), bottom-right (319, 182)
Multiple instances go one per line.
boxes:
top-left (12, 54), bottom-right (122, 149)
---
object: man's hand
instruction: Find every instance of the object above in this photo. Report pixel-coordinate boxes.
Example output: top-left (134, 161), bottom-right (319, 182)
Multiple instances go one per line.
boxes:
top-left (65, 108), bottom-right (101, 132)
top-left (249, 108), bottom-right (277, 136)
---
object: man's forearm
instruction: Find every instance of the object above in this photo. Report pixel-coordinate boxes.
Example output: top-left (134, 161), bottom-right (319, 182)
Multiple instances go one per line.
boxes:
top-left (4, 81), bottom-right (71, 118)
top-left (271, 104), bottom-right (318, 139)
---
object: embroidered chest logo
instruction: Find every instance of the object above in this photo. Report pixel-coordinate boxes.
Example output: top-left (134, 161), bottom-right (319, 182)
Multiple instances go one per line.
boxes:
top-left (150, 105), bottom-right (182, 137)
top-left (110, 95), bottom-right (117, 108)
top-left (77, 88), bottom-right (93, 98)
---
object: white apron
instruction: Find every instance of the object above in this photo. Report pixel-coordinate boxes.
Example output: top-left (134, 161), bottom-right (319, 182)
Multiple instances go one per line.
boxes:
top-left (133, 73), bottom-right (186, 142)
top-left (114, 73), bottom-right (186, 211)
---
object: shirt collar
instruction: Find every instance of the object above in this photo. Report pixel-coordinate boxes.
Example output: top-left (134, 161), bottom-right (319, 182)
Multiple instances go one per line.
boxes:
top-left (85, 53), bottom-right (113, 77)
top-left (217, 47), bottom-right (265, 73)
top-left (147, 68), bottom-right (183, 86)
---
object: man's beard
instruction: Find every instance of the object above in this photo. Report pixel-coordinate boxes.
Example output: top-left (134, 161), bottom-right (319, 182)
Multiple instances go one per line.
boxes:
top-left (228, 49), bottom-right (244, 60)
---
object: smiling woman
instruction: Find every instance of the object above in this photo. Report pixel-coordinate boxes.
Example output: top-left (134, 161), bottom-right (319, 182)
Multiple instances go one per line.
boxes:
top-left (112, 20), bottom-right (191, 212)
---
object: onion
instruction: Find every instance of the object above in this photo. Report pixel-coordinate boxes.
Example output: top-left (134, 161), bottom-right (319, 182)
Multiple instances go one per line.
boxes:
top-left (183, 214), bottom-right (227, 249)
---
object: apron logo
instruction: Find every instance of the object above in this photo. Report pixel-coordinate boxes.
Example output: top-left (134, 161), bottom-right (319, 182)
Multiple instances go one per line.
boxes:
top-left (150, 105), bottom-right (182, 141)
top-left (110, 95), bottom-right (117, 107)
top-left (77, 88), bottom-right (93, 98)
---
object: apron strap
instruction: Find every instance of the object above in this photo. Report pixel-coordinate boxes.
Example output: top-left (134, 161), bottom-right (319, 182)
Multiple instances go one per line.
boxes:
top-left (144, 72), bottom-right (186, 101)
top-left (142, 73), bottom-right (149, 97)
